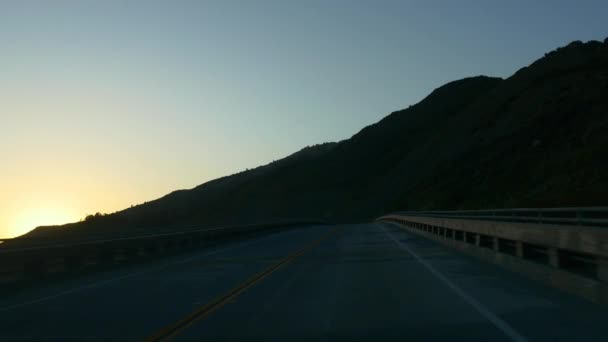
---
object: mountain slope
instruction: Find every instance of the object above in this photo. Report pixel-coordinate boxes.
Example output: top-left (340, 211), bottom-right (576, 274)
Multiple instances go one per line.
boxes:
top-left (22, 39), bottom-right (608, 240)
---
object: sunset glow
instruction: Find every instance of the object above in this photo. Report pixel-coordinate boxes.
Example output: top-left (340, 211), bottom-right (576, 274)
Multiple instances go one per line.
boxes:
top-left (1, 1), bottom-right (605, 239)
top-left (10, 207), bottom-right (79, 238)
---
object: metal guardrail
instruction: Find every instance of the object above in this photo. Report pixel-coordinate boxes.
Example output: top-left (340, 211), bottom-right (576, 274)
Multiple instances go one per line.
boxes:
top-left (0, 226), bottom-right (246, 254)
top-left (394, 207), bottom-right (608, 227)
top-left (0, 223), bottom-right (246, 248)
top-left (380, 207), bottom-right (608, 304)
top-left (0, 218), bottom-right (323, 251)
top-left (0, 219), bottom-right (324, 284)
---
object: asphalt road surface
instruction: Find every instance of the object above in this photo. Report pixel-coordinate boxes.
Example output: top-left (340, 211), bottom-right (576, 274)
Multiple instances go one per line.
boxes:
top-left (0, 223), bottom-right (606, 341)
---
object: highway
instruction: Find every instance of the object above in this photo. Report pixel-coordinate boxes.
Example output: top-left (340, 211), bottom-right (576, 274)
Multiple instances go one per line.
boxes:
top-left (0, 223), bottom-right (606, 341)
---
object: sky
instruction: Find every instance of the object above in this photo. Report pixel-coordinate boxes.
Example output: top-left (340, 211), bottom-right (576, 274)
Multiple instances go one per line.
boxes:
top-left (1, 0), bottom-right (606, 238)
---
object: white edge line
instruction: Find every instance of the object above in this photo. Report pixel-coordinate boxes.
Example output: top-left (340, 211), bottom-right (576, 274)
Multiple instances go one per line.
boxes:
top-left (380, 223), bottom-right (528, 342)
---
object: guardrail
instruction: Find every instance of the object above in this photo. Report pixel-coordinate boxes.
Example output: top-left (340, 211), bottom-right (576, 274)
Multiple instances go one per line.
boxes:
top-left (379, 207), bottom-right (608, 304)
top-left (0, 225), bottom-right (241, 251)
top-left (393, 207), bottom-right (608, 227)
top-left (0, 219), bottom-right (323, 285)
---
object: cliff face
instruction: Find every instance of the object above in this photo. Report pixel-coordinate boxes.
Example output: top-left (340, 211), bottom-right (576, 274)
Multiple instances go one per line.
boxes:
top-left (22, 39), bottom-right (608, 240)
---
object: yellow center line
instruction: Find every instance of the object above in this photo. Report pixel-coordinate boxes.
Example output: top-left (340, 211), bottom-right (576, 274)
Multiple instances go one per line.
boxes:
top-left (146, 226), bottom-right (340, 342)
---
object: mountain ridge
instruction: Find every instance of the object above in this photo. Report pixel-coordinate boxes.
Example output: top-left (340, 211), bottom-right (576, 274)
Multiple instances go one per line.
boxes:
top-left (20, 38), bottom-right (608, 240)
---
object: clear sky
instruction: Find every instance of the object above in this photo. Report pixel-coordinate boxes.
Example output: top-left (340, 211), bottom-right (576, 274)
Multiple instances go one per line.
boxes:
top-left (1, 0), bottom-right (606, 238)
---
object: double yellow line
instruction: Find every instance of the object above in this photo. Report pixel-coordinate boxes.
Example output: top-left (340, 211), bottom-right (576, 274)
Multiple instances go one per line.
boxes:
top-left (146, 226), bottom-right (339, 341)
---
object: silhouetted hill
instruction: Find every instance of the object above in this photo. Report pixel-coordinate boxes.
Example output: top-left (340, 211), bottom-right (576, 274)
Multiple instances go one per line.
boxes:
top-left (20, 38), bottom-right (608, 241)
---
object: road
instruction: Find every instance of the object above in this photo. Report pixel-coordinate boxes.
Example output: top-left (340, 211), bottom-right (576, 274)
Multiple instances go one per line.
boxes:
top-left (0, 223), bottom-right (606, 341)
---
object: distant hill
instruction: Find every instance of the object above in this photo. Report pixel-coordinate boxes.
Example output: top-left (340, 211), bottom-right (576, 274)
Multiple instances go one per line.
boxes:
top-left (20, 38), bottom-right (608, 241)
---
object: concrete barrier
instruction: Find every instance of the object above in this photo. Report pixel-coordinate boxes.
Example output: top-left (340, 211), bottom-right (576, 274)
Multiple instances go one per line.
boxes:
top-left (380, 213), bottom-right (608, 304)
top-left (0, 220), bottom-right (322, 285)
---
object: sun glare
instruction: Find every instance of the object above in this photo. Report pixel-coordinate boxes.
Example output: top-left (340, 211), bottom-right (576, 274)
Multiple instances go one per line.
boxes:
top-left (10, 207), bottom-right (79, 238)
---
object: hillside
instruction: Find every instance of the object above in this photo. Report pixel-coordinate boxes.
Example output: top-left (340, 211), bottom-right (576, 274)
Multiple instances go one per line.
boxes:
top-left (20, 38), bottom-right (608, 240)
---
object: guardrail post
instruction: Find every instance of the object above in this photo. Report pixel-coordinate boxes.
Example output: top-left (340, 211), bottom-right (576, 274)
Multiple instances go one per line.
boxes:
top-left (24, 259), bottom-right (46, 279)
top-left (599, 258), bottom-right (608, 283)
top-left (492, 237), bottom-right (499, 251)
top-left (548, 248), bottom-right (560, 268)
top-left (516, 241), bottom-right (524, 258)
top-left (0, 262), bottom-right (24, 284)
top-left (475, 234), bottom-right (481, 246)
top-left (66, 255), bottom-right (83, 271)
top-left (47, 257), bottom-right (67, 274)
top-left (115, 249), bottom-right (127, 262)
top-left (98, 250), bottom-right (115, 266)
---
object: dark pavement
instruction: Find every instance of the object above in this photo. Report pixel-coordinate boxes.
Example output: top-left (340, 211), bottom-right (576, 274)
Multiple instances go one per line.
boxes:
top-left (0, 223), bottom-right (606, 341)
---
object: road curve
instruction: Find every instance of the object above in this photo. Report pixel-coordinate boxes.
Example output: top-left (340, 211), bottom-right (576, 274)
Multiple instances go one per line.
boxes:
top-left (0, 223), bottom-right (606, 341)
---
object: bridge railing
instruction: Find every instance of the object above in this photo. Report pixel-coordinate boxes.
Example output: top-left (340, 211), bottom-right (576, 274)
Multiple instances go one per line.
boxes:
top-left (393, 207), bottom-right (608, 227)
top-left (0, 219), bottom-right (323, 284)
top-left (379, 207), bottom-right (608, 304)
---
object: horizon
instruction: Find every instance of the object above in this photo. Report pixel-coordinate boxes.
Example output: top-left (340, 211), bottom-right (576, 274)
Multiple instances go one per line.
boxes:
top-left (2, 0), bottom-right (607, 238)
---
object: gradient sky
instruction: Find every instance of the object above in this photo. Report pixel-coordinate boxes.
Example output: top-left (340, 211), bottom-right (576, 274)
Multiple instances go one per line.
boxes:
top-left (1, 0), bottom-right (606, 238)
